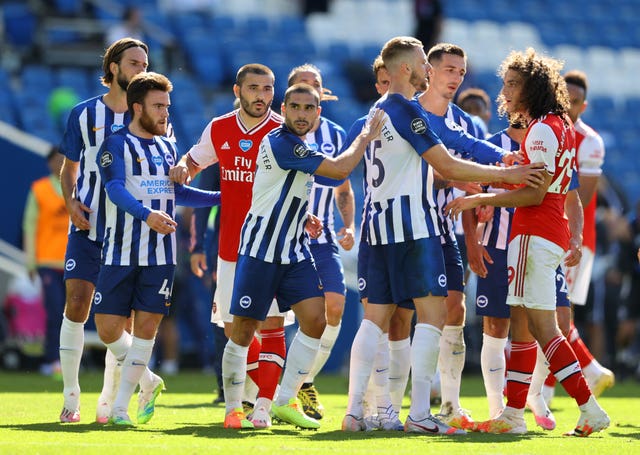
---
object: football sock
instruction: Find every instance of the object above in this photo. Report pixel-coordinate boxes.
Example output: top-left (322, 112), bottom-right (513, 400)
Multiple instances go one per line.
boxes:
top-left (408, 323), bottom-right (441, 420)
top-left (306, 323), bottom-right (341, 383)
top-left (258, 328), bottom-right (286, 400)
top-left (438, 324), bottom-right (465, 411)
top-left (543, 335), bottom-right (591, 406)
top-left (346, 319), bottom-right (382, 417)
top-left (389, 337), bottom-right (411, 413)
top-left (505, 341), bottom-right (537, 410)
top-left (59, 316), bottom-right (84, 407)
top-left (113, 336), bottom-right (154, 413)
top-left (481, 333), bottom-right (508, 419)
top-left (222, 339), bottom-right (249, 413)
top-left (274, 330), bottom-right (319, 407)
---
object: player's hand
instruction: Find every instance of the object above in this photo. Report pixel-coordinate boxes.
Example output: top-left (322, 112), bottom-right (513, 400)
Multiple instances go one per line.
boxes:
top-left (145, 210), bottom-right (177, 235)
top-left (475, 205), bottom-right (494, 223)
top-left (564, 237), bottom-right (582, 267)
top-left (190, 252), bottom-right (207, 278)
top-left (362, 108), bottom-right (385, 142)
top-left (444, 194), bottom-right (484, 222)
top-left (466, 240), bottom-right (492, 278)
top-left (66, 199), bottom-right (92, 230)
top-left (305, 213), bottom-right (323, 239)
top-left (337, 227), bottom-right (355, 251)
top-left (502, 150), bottom-right (524, 166)
top-left (169, 163), bottom-right (191, 185)
top-left (504, 162), bottom-right (546, 188)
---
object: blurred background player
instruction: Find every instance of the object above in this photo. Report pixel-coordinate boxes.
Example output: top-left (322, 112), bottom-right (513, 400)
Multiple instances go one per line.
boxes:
top-left (286, 64), bottom-right (354, 421)
top-left (456, 87), bottom-right (492, 138)
top-left (23, 147), bottom-right (66, 379)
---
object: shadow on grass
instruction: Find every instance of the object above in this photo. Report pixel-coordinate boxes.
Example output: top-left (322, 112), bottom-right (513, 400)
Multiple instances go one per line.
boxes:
top-left (308, 429), bottom-right (536, 442)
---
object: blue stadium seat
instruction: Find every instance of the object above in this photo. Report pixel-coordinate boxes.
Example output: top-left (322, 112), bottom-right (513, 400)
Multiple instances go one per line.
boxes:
top-left (3, 3), bottom-right (37, 48)
top-left (53, 0), bottom-right (83, 16)
top-left (21, 66), bottom-right (55, 93)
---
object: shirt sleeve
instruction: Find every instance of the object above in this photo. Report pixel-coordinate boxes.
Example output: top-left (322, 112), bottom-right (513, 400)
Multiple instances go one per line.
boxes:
top-left (98, 134), bottom-right (152, 221)
top-left (272, 134), bottom-right (325, 175)
top-left (58, 105), bottom-right (83, 162)
top-left (175, 184), bottom-right (221, 208)
top-left (187, 120), bottom-right (218, 169)
top-left (432, 115), bottom-right (505, 164)
top-left (391, 98), bottom-right (442, 157)
top-left (524, 122), bottom-right (559, 174)
top-left (577, 133), bottom-right (605, 177)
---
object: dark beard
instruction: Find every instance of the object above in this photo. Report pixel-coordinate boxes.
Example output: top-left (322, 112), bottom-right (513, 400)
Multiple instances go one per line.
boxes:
top-left (117, 73), bottom-right (129, 92)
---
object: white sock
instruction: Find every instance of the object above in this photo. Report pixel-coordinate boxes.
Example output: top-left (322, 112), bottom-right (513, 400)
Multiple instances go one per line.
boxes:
top-left (243, 373), bottom-right (259, 404)
top-left (363, 373), bottom-right (377, 417)
top-left (372, 333), bottom-right (392, 410)
top-left (59, 316), bottom-right (84, 406)
top-left (438, 325), bottom-right (465, 411)
top-left (408, 323), bottom-right (441, 420)
top-left (346, 319), bottom-right (382, 417)
top-left (106, 331), bottom-right (133, 362)
top-left (481, 333), bottom-right (508, 419)
top-left (222, 339), bottom-right (249, 413)
top-left (527, 344), bottom-right (551, 416)
top-left (306, 323), bottom-right (341, 383)
top-left (112, 336), bottom-right (155, 414)
top-left (389, 337), bottom-right (411, 413)
top-left (98, 348), bottom-right (118, 403)
top-left (275, 330), bottom-right (320, 406)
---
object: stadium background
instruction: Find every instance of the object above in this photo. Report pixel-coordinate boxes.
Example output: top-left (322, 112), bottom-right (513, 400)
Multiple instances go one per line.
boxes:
top-left (1, 0), bottom-right (639, 373)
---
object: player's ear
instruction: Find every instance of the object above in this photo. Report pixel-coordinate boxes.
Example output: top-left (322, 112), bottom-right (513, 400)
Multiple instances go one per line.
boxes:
top-left (233, 84), bottom-right (240, 99)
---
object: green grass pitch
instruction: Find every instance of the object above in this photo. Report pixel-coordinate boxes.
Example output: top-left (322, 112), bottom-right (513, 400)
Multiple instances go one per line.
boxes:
top-left (0, 371), bottom-right (639, 454)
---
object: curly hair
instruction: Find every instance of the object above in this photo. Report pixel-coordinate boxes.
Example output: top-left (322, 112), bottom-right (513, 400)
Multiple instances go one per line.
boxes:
top-left (497, 48), bottom-right (569, 125)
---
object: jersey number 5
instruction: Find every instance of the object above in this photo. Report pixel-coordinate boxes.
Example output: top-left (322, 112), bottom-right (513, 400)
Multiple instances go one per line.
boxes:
top-left (371, 140), bottom-right (385, 188)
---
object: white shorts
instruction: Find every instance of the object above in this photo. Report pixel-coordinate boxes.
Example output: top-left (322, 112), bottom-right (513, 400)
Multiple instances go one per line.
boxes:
top-left (564, 246), bottom-right (594, 306)
top-left (211, 257), bottom-right (294, 327)
top-left (507, 235), bottom-right (565, 311)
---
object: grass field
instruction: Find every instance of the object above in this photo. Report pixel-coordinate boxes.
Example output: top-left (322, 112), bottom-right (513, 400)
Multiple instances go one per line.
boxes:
top-left (1, 371), bottom-right (639, 454)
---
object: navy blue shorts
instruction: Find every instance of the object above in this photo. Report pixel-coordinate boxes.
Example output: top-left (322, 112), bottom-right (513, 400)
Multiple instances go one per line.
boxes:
top-left (64, 231), bottom-right (102, 284)
top-left (476, 246), bottom-right (509, 318)
top-left (442, 236), bottom-right (465, 292)
top-left (231, 255), bottom-right (324, 321)
top-left (93, 264), bottom-right (176, 316)
top-left (367, 237), bottom-right (447, 306)
top-left (555, 265), bottom-right (570, 308)
top-left (310, 242), bottom-right (346, 295)
top-left (357, 240), bottom-right (370, 300)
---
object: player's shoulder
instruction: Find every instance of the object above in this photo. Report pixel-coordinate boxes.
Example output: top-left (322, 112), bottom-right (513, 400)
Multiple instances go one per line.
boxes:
top-left (486, 128), bottom-right (509, 146)
top-left (212, 110), bottom-right (239, 125)
top-left (574, 118), bottom-right (602, 140)
top-left (69, 94), bottom-right (105, 116)
top-left (320, 116), bottom-right (347, 134)
top-left (449, 103), bottom-right (474, 122)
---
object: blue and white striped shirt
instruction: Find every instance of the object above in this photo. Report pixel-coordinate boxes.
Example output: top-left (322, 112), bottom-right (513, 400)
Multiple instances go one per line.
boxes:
top-left (59, 95), bottom-right (130, 242)
top-left (366, 94), bottom-right (443, 246)
top-left (97, 129), bottom-right (181, 266)
top-left (306, 117), bottom-right (347, 245)
top-left (482, 129), bottom-right (518, 250)
top-left (238, 125), bottom-right (326, 264)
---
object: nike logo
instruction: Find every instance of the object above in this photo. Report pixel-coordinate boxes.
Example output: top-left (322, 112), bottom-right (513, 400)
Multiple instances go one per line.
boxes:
top-left (410, 421), bottom-right (439, 433)
top-left (131, 361), bottom-right (146, 366)
top-left (136, 157), bottom-right (146, 162)
top-left (489, 367), bottom-right (503, 372)
top-left (452, 351), bottom-right (465, 355)
top-left (92, 126), bottom-right (105, 132)
top-left (231, 380), bottom-right (244, 385)
top-left (297, 370), bottom-right (309, 375)
top-left (375, 368), bottom-right (388, 373)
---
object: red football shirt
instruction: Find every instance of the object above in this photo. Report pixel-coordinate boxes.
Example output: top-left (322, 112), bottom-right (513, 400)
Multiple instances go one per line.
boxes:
top-left (510, 114), bottom-right (576, 250)
top-left (188, 109), bottom-right (283, 261)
